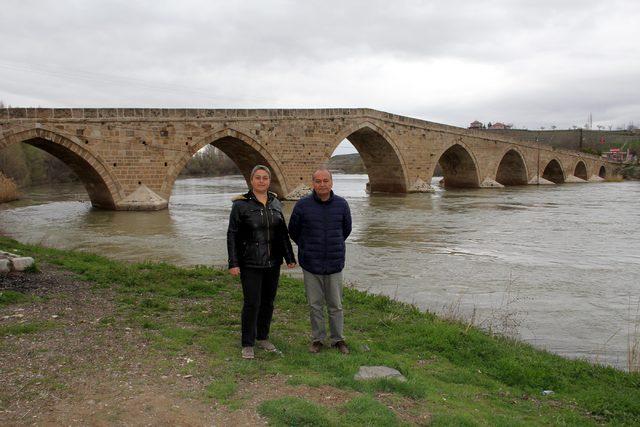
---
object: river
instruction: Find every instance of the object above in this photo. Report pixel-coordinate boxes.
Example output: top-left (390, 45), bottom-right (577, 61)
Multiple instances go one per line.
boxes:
top-left (1, 175), bottom-right (639, 369)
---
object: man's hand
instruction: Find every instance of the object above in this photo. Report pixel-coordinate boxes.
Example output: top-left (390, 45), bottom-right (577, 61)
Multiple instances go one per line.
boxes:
top-left (229, 267), bottom-right (240, 276)
top-left (286, 263), bottom-right (296, 269)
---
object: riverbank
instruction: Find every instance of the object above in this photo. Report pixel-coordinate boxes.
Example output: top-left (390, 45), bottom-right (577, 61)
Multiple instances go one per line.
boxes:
top-left (2, 237), bottom-right (640, 425)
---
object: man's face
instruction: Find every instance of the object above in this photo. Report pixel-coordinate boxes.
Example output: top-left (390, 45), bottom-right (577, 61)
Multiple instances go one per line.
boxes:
top-left (312, 170), bottom-right (333, 199)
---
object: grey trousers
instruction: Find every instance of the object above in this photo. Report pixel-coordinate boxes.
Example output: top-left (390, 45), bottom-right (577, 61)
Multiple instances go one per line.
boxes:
top-left (302, 268), bottom-right (344, 345)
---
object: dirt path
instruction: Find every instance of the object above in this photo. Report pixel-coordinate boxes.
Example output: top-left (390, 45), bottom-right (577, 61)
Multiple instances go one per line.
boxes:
top-left (0, 265), bottom-right (370, 426)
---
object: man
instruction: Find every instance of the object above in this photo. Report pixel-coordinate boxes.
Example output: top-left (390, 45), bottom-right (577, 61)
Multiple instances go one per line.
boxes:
top-left (288, 168), bottom-right (352, 354)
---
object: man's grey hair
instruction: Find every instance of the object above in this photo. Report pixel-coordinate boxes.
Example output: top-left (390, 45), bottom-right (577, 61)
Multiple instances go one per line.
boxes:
top-left (250, 165), bottom-right (271, 180)
top-left (312, 168), bottom-right (333, 181)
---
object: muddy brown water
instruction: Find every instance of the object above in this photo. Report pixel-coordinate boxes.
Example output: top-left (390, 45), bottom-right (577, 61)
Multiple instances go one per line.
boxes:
top-left (1, 175), bottom-right (639, 369)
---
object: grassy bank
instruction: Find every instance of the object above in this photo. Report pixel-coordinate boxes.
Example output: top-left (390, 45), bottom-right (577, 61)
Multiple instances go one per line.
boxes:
top-left (2, 236), bottom-right (640, 425)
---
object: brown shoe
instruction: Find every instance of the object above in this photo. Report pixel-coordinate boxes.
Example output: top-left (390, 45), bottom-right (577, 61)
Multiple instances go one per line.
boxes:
top-left (332, 341), bottom-right (350, 354)
top-left (241, 346), bottom-right (255, 359)
top-left (309, 341), bottom-right (323, 353)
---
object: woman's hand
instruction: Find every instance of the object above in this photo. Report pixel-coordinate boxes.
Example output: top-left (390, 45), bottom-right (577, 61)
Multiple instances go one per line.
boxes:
top-left (286, 263), bottom-right (296, 269)
top-left (229, 267), bottom-right (240, 276)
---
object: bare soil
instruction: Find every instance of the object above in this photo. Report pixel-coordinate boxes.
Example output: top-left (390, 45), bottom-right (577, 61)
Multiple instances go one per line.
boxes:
top-left (0, 265), bottom-right (393, 426)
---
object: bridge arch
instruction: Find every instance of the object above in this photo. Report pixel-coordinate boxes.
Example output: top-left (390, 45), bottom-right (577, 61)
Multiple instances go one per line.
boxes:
top-left (0, 127), bottom-right (122, 209)
top-left (164, 127), bottom-right (288, 197)
top-left (331, 121), bottom-right (408, 192)
top-left (598, 165), bottom-right (607, 179)
top-left (434, 142), bottom-right (481, 188)
top-left (494, 147), bottom-right (529, 186)
top-left (542, 158), bottom-right (565, 183)
top-left (573, 160), bottom-right (588, 180)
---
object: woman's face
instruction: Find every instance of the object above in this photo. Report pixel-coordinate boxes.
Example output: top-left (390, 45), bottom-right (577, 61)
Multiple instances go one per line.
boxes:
top-left (251, 169), bottom-right (270, 193)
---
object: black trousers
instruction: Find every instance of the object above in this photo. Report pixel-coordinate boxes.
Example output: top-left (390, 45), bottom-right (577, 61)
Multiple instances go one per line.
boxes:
top-left (240, 265), bottom-right (281, 347)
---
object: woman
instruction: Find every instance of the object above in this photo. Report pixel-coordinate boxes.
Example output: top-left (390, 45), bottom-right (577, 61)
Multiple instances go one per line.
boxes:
top-left (227, 165), bottom-right (296, 359)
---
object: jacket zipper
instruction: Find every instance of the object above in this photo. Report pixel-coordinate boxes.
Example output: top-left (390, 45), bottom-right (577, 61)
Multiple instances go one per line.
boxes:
top-left (263, 203), bottom-right (271, 259)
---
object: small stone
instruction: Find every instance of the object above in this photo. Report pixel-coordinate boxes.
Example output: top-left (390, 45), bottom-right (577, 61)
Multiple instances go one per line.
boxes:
top-left (0, 259), bottom-right (10, 273)
top-left (11, 257), bottom-right (35, 272)
top-left (361, 344), bottom-right (370, 352)
top-left (51, 315), bottom-right (59, 319)
top-left (183, 374), bottom-right (193, 379)
top-left (354, 366), bottom-right (407, 382)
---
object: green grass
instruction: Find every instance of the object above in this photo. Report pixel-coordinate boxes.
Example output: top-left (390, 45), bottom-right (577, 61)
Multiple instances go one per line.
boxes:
top-left (0, 290), bottom-right (29, 306)
top-left (258, 395), bottom-right (401, 426)
top-left (0, 321), bottom-right (56, 336)
top-left (2, 235), bottom-right (640, 425)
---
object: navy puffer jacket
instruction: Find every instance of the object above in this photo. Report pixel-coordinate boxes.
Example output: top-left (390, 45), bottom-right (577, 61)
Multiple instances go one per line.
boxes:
top-left (288, 191), bottom-right (352, 275)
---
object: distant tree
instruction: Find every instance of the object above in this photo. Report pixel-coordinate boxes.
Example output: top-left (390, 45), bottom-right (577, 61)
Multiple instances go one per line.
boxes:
top-left (179, 145), bottom-right (240, 177)
top-left (572, 125), bottom-right (578, 130)
top-left (551, 125), bottom-right (557, 130)
top-left (540, 126), bottom-right (545, 130)
top-left (0, 100), bottom-right (4, 108)
top-left (487, 122), bottom-right (492, 128)
top-left (608, 125), bottom-right (613, 131)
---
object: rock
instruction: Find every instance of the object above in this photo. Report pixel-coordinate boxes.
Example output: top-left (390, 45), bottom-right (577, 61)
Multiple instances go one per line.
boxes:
top-left (11, 257), bottom-right (35, 272)
top-left (354, 366), bottom-right (407, 382)
top-left (117, 184), bottom-right (168, 211)
top-left (588, 175), bottom-right (605, 182)
top-left (0, 259), bottom-right (10, 273)
top-left (528, 176), bottom-right (555, 185)
top-left (480, 178), bottom-right (504, 188)
top-left (564, 175), bottom-right (586, 183)
top-left (408, 178), bottom-right (436, 193)
top-left (284, 184), bottom-right (311, 200)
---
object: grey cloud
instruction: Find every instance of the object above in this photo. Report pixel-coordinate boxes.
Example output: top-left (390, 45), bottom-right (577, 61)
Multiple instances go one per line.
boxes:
top-left (0, 0), bottom-right (638, 129)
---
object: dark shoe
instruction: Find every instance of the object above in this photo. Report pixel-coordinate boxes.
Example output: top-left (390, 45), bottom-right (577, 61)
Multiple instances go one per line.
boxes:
top-left (309, 341), bottom-right (323, 353)
top-left (332, 341), bottom-right (349, 354)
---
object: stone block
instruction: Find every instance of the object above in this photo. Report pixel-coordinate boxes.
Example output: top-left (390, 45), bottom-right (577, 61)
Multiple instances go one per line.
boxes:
top-left (0, 259), bottom-right (10, 273)
top-left (354, 366), bottom-right (406, 382)
top-left (11, 257), bottom-right (35, 271)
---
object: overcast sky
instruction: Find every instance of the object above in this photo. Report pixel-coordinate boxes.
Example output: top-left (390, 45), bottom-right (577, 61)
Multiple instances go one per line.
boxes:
top-left (1, 0), bottom-right (639, 142)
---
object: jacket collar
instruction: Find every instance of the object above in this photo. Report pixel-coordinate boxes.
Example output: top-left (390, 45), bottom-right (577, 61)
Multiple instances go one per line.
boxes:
top-left (244, 190), bottom-right (276, 204)
top-left (312, 190), bottom-right (334, 204)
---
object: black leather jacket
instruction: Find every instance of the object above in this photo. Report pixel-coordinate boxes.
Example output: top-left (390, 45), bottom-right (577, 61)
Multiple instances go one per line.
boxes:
top-left (227, 191), bottom-right (296, 269)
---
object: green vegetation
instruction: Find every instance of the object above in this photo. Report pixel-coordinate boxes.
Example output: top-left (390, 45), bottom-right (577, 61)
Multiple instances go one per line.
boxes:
top-left (2, 235), bottom-right (640, 425)
top-left (0, 143), bottom-right (79, 188)
top-left (0, 321), bottom-right (56, 336)
top-left (258, 395), bottom-right (400, 426)
top-left (0, 290), bottom-right (29, 306)
top-left (620, 163), bottom-right (640, 180)
top-left (179, 145), bottom-right (240, 177)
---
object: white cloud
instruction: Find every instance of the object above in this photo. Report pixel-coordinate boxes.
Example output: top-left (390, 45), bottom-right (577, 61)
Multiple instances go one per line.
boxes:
top-left (0, 0), bottom-right (638, 129)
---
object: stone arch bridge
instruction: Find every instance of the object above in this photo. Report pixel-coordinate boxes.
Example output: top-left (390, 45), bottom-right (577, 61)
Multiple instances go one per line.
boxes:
top-left (0, 108), bottom-right (618, 210)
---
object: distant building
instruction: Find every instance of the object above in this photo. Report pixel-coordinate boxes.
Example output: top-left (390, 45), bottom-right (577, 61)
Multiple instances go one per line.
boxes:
top-left (489, 122), bottom-right (508, 130)
top-left (469, 120), bottom-right (484, 129)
